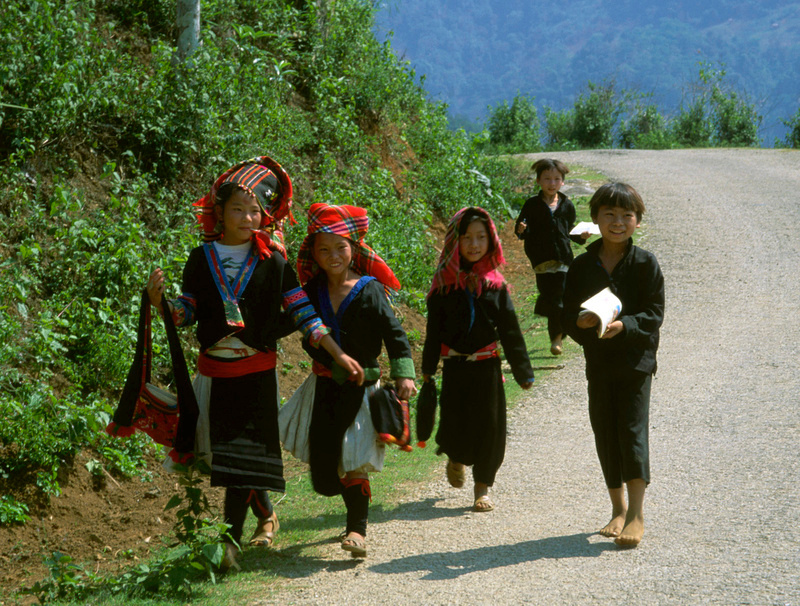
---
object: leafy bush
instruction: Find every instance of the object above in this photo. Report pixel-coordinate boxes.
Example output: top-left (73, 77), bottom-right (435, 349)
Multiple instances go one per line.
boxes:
top-left (673, 99), bottom-right (712, 147)
top-left (571, 81), bottom-right (623, 148)
top-left (0, 495), bottom-right (30, 525)
top-left (673, 62), bottom-right (761, 147)
top-left (781, 106), bottom-right (800, 148)
top-left (484, 94), bottom-right (541, 154)
top-left (619, 102), bottom-right (673, 149)
top-left (543, 81), bottom-right (624, 150)
top-left (542, 107), bottom-right (578, 151)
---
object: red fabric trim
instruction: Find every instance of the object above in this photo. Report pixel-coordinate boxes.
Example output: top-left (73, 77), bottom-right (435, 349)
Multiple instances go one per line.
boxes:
top-left (246, 489), bottom-right (271, 518)
top-left (341, 477), bottom-right (372, 500)
top-left (198, 350), bottom-right (277, 378)
top-left (440, 341), bottom-right (499, 360)
top-left (312, 360), bottom-right (332, 378)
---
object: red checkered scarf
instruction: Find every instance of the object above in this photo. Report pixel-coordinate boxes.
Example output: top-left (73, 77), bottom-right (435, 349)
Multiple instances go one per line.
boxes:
top-left (428, 206), bottom-right (506, 297)
top-left (296, 203), bottom-right (401, 292)
top-left (193, 156), bottom-right (296, 259)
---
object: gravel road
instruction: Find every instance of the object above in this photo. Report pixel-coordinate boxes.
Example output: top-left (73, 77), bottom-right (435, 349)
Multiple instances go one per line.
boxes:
top-left (265, 149), bottom-right (800, 605)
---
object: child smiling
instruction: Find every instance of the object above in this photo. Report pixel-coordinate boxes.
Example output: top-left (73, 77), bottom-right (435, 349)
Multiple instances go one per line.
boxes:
top-left (563, 182), bottom-right (665, 547)
top-left (422, 207), bottom-right (534, 512)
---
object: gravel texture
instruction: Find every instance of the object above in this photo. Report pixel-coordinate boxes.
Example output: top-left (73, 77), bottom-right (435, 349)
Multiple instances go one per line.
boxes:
top-left (264, 149), bottom-right (800, 605)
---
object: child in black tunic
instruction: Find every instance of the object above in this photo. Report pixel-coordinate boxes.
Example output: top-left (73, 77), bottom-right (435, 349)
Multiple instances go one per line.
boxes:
top-left (563, 182), bottom-right (664, 547)
top-left (515, 159), bottom-right (590, 355)
top-left (146, 157), bottom-right (362, 570)
top-left (422, 207), bottom-right (534, 512)
top-left (280, 202), bottom-right (416, 558)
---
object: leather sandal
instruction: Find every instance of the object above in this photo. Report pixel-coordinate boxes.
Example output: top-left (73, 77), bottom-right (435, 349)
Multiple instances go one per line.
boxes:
top-left (249, 512), bottom-right (279, 547)
top-left (446, 460), bottom-right (466, 488)
top-left (473, 494), bottom-right (494, 512)
top-left (341, 532), bottom-right (367, 558)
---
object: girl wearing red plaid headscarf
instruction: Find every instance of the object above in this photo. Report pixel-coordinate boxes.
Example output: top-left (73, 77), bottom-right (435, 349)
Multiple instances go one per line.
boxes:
top-left (422, 207), bottom-right (534, 513)
top-left (279, 202), bottom-right (416, 558)
top-left (145, 158), bottom-right (363, 571)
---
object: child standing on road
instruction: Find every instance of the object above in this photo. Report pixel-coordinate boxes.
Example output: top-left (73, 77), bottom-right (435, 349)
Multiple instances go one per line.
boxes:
top-left (281, 202), bottom-right (416, 558)
top-left (563, 182), bottom-right (664, 547)
top-left (422, 207), bottom-right (534, 512)
top-left (146, 157), bottom-right (363, 570)
top-left (515, 159), bottom-right (590, 355)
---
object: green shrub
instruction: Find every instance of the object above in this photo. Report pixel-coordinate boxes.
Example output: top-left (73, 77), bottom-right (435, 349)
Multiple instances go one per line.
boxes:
top-left (485, 94), bottom-right (542, 154)
top-left (619, 102), bottom-right (673, 149)
top-left (543, 107), bottom-right (578, 150)
top-left (673, 100), bottom-right (712, 147)
top-left (673, 62), bottom-right (761, 148)
top-left (781, 106), bottom-right (800, 148)
top-left (0, 495), bottom-right (30, 525)
top-left (571, 81), bottom-right (623, 148)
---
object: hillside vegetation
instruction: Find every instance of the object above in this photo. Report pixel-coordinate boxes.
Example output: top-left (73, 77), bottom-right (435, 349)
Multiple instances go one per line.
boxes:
top-left (0, 0), bottom-right (520, 537)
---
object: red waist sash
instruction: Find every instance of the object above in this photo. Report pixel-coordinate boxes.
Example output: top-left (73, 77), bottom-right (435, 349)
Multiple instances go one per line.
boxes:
top-left (198, 349), bottom-right (277, 378)
top-left (440, 341), bottom-right (499, 361)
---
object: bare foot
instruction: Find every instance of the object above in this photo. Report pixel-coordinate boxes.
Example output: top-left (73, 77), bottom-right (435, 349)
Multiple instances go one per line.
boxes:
top-left (599, 510), bottom-right (626, 537)
top-left (220, 542), bottom-right (240, 572)
top-left (615, 513), bottom-right (644, 547)
top-left (446, 459), bottom-right (466, 488)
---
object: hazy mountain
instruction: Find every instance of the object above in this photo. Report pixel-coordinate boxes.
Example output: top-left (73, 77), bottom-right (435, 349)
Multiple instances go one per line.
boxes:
top-left (375, 0), bottom-right (800, 144)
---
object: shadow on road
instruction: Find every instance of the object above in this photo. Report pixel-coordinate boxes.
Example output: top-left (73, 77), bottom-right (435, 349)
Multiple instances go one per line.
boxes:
top-left (378, 498), bottom-right (475, 522)
top-left (368, 533), bottom-right (613, 580)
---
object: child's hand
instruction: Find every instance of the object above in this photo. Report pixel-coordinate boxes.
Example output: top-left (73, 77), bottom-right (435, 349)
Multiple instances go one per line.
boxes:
top-left (581, 231), bottom-right (592, 240)
top-left (600, 320), bottom-right (624, 339)
top-left (336, 353), bottom-right (365, 385)
top-left (519, 380), bottom-right (534, 390)
top-left (147, 268), bottom-right (165, 307)
top-left (576, 311), bottom-right (599, 329)
top-left (516, 220), bottom-right (527, 235)
top-left (395, 377), bottom-right (417, 401)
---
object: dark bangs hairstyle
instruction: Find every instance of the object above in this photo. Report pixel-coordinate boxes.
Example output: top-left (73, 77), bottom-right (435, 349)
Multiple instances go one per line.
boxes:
top-left (531, 158), bottom-right (570, 180)
top-left (589, 182), bottom-right (646, 222)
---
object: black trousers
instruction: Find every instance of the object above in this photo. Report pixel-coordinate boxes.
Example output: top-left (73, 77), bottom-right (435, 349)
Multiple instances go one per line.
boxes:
top-left (533, 272), bottom-right (567, 341)
top-left (224, 487), bottom-right (273, 545)
top-left (586, 366), bottom-right (651, 489)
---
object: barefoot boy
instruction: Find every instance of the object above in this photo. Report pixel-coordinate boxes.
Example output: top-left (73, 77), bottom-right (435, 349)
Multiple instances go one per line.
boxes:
top-left (563, 182), bottom-right (664, 547)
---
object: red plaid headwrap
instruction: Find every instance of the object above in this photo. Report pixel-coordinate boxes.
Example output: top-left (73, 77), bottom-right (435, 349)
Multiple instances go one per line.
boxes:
top-left (428, 206), bottom-right (506, 298)
top-left (193, 156), bottom-right (296, 259)
top-left (297, 203), bottom-right (401, 292)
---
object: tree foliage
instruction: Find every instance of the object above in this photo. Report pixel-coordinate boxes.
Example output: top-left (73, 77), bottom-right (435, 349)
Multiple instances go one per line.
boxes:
top-left (780, 106), bottom-right (800, 148)
top-left (484, 94), bottom-right (541, 154)
top-left (0, 0), bottom-right (505, 538)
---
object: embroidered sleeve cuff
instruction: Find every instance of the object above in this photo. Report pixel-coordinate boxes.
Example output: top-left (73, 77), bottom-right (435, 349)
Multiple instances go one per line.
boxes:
top-left (390, 357), bottom-right (416, 379)
top-left (308, 325), bottom-right (330, 348)
top-left (171, 297), bottom-right (194, 327)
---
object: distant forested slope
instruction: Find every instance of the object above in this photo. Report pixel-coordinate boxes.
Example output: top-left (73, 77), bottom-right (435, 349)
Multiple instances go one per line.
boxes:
top-left (375, 0), bottom-right (800, 142)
